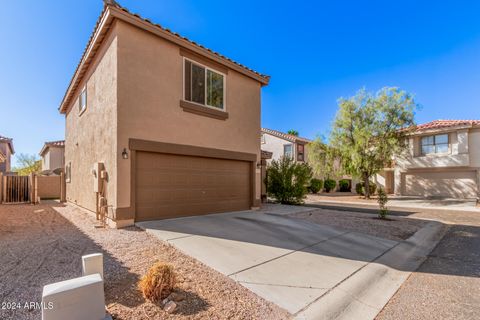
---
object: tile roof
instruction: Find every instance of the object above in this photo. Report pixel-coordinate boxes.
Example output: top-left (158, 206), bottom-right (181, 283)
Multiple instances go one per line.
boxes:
top-left (59, 0), bottom-right (269, 113)
top-left (261, 128), bottom-right (312, 143)
top-left (0, 135), bottom-right (14, 154)
top-left (414, 119), bottom-right (480, 132)
top-left (39, 140), bottom-right (65, 156)
top-left (44, 140), bottom-right (65, 148)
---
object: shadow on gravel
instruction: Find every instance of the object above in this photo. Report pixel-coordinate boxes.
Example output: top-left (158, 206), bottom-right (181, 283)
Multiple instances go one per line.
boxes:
top-left (0, 202), bottom-right (139, 320)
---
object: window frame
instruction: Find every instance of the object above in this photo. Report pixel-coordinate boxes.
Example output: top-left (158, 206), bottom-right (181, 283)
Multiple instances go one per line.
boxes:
top-left (420, 134), bottom-right (449, 155)
top-left (183, 57), bottom-right (227, 111)
top-left (78, 86), bottom-right (87, 115)
top-left (284, 144), bottom-right (293, 159)
top-left (297, 144), bottom-right (305, 161)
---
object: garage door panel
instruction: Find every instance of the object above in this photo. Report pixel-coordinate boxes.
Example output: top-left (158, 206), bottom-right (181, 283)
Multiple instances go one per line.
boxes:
top-left (136, 152), bottom-right (251, 221)
top-left (405, 171), bottom-right (477, 198)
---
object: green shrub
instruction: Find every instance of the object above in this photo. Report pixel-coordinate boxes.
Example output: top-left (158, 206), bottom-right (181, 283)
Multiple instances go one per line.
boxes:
top-left (377, 187), bottom-right (388, 219)
top-left (266, 156), bottom-right (313, 204)
top-left (338, 179), bottom-right (351, 192)
top-left (324, 179), bottom-right (336, 193)
top-left (355, 182), bottom-right (377, 196)
top-left (308, 178), bottom-right (323, 194)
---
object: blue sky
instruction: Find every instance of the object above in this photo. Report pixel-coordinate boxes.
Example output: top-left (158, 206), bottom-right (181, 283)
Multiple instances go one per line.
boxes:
top-left (1, 1), bottom-right (480, 165)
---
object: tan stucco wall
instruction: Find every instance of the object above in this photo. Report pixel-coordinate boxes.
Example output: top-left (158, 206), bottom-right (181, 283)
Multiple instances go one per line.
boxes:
top-left (0, 142), bottom-right (12, 173)
top-left (42, 147), bottom-right (65, 171)
top-left (37, 175), bottom-right (61, 199)
top-left (115, 21), bottom-right (262, 211)
top-left (469, 129), bottom-right (480, 167)
top-left (64, 25), bottom-right (118, 213)
top-left (261, 133), bottom-right (292, 163)
top-left (394, 127), bottom-right (480, 198)
top-left (261, 133), bottom-right (308, 164)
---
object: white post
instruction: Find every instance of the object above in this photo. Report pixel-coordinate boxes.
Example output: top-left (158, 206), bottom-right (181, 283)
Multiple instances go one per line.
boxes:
top-left (42, 274), bottom-right (107, 320)
top-left (82, 253), bottom-right (104, 279)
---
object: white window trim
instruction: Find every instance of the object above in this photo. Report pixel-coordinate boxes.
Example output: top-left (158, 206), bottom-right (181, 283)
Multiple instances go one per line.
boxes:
top-left (420, 134), bottom-right (450, 156)
top-left (284, 144), bottom-right (293, 158)
top-left (183, 57), bottom-right (227, 111)
top-left (79, 86), bottom-right (87, 115)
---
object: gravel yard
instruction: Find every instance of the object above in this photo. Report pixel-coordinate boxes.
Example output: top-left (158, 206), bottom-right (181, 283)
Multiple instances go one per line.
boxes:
top-left (289, 208), bottom-right (428, 241)
top-left (0, 202), bottom-right (290, 320)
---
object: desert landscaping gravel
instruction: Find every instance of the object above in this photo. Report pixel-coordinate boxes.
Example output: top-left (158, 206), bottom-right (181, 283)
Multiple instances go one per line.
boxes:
top-left (376, 210), bottom-right (480, 320)
top-left (0, 202), bottom-right (291, 320)
top-left (289, 208), bottom-right (427, 241)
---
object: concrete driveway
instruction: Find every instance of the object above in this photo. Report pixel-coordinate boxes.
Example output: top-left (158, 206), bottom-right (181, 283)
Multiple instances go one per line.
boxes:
top-left (137, 205), bottom-right (400, 316)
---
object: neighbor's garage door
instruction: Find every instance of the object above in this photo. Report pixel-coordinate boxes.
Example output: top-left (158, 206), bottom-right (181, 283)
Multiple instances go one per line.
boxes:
top-left (404, 170), bottom-right (478, 199)
top-left (135, 151), bottom-right (251, 221)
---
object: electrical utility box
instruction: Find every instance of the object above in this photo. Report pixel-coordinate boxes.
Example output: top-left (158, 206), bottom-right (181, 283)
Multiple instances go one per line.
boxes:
top-left (92, 162), bottom-right (105, 193)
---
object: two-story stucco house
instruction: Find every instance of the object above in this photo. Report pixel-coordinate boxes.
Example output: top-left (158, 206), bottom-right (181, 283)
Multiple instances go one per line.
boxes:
top-left (0, 135), bottom-right (14, 174)
top-left (389, 120), bottom-right (480, 199)
top-left (39, 140), bottom-right (65, 172)
top-left (261, 128), bottom-right (311, 163)
top-left (59, 1), bottom-right (269, 227)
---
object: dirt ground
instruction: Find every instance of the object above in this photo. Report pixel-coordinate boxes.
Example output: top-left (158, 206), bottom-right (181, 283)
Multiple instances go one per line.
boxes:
top-left (0, 202), bottom-right (290, 320)
top-left (289, 208), bottom-right (427, 241)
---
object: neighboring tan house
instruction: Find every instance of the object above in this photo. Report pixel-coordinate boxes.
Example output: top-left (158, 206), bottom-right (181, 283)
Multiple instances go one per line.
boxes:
top-left (261, 128), bottom-right (311, 163)
top-left (0, 135), bottom-right (14, 174)
top-left (39, 140), bottom-right (65, 172)
top-left (58, 1), bottom-right (269, 227)
top-left (377, 120), bottom-right (480, 199)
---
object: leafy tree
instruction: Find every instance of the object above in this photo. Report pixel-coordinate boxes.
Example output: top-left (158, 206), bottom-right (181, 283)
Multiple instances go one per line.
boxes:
top-left (307, 137), bottom-right (342, 180)
top-left (13, 153), bottom-right (41, 175)
top-left (287, 129), bottom-right (299, 136)
top-left (330, 87), bottom-right (416, 198)
top-left (266, 156), bottom-right (312, 204)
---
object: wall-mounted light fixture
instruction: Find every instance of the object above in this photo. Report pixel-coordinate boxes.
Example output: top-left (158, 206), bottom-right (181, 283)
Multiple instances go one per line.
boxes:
top-left (122, 148), bottom-right (129, 159)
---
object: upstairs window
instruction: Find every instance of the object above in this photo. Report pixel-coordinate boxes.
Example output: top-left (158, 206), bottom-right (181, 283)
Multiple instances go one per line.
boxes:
top-left (261, 134), bottom-right (266, 144)
top-left (284, 144), bottom-right (293, 158)
top-left (421, 134), bottom-right (448, 155)
top-left (79, 87), bottom-right (87, 114)
top-left (297, 144), bottom-right (305, 161)
top-left (184, 59), bottom-right (225, 110)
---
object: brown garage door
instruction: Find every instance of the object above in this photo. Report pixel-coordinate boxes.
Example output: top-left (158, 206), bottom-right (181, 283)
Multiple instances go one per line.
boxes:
top-left (135, 151), bottom-right (251, 221)
top-left (404, 170), bottom-right (478, 199)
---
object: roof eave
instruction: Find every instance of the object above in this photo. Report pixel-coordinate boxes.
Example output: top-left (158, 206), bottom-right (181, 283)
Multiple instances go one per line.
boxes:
top-left (408, 124), bottom-right (474, 135)
top-left (59, 8), bottom-right (113, 114)
top-left (59, 5), bottom-right (269, 114)
top-left (39, 145), bottom-right (49, 157)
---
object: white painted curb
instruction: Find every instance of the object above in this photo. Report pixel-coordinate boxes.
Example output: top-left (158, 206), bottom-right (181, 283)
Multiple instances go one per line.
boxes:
top-left (295, 221), bottom-right (446, 320)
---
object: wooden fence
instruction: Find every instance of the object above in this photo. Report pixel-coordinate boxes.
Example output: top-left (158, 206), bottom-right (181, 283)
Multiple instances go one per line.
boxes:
top-left (1, 174), bottom-right (31, 204)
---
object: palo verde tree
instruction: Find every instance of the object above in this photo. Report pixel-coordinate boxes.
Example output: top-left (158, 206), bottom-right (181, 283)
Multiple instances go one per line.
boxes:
top-left (330, 87), bottom-right (417, 198)
top-left (307, 137), bottom-right (342, 180)
top-left (13, 153), bottom-right (41, 175)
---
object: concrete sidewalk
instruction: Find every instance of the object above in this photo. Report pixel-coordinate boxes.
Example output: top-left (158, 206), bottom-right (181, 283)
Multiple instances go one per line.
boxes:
top-left (306, 195), bottom-right (479, 213)
top-left (137, 205), bottom-right (443, 319)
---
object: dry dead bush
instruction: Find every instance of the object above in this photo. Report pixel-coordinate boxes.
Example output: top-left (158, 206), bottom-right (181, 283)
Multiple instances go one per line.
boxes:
top-left (138, 261), bottom-right (176, 302)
